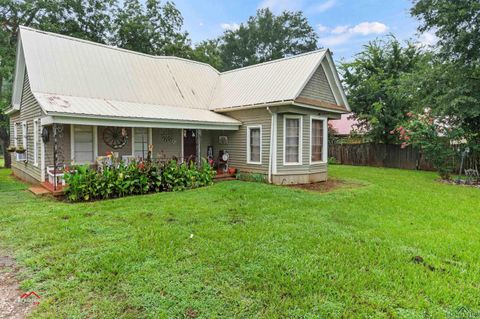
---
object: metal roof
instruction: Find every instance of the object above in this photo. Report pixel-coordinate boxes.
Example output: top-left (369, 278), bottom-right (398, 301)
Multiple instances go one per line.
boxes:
top-left (33, 93), bottom-right (240, 125)
top-left (15, 27), bottom-right (348, 122)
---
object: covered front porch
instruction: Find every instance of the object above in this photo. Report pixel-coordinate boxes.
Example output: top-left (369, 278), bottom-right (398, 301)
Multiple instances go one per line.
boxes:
top-left (39, 118), bottom-right (239, 191)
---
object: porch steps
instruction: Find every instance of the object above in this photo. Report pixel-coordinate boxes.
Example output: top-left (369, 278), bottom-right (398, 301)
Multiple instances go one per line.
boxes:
top-left (28, 186), bottom-right (51, 196)
top-left (214, 173), bottom-right (236, 182)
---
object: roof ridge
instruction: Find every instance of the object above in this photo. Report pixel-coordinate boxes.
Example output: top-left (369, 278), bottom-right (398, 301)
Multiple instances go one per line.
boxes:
top-left (19, 26), bottom-right (221, 74)
top-left (219, 49), bottom-right (328, 75)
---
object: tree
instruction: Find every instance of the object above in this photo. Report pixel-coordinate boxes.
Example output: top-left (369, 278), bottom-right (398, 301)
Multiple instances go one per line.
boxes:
top-left (340, 37), bottom-right (426, 143)
top-left (218, 8), bottom-right (318, 71)
top-left (410, 0), bottom-right (480, 145)
top-left (190, 39), bottom-right (223, 70)
top-left (113, 0), bottom-right (191, 57)
top-left (0, 0), bottom-right (116, 167)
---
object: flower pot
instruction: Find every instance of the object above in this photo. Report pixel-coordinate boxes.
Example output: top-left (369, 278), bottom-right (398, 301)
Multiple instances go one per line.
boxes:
top-left (7, 146), bottom-right (16, 153)
top-left (228, 167), bottom-right (236, 175)
top-left (16, 148), bottom-right (26, 154)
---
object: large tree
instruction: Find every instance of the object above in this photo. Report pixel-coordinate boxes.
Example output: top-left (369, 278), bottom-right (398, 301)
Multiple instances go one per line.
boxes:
top-left (0, 0), bottom-right (192, 167)
top-left (410, 0), bottom-right (480, 145)
top-left (0, 0), bottom-right (116, 167)
top-left (113, 0), bottom-right (191, 57)
top-left (217, 8), bottom-right (318, 71)
top-left (340, 37), bottom-right (426, 143)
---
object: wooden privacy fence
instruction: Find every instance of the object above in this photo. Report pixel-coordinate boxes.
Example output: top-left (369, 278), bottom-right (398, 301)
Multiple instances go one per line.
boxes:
top-left (328, 143), bottom-right (479, 171)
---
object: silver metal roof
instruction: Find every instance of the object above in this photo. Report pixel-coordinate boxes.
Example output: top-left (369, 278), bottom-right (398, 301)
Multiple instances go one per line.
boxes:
top-left (14, 27), bottom-right (348, 123)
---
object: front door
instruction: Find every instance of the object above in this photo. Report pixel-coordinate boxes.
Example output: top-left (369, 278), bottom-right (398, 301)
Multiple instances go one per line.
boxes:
top-left (183, 129), bottom-right (197, 163)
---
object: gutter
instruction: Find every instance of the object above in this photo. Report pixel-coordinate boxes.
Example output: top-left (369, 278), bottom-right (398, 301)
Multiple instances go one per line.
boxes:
top-left (213, 100), bottom-right (294, 113)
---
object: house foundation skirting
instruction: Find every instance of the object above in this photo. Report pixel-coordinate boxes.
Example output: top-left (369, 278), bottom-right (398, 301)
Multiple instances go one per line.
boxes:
top-left (272, 171), bottom-right (327, 185)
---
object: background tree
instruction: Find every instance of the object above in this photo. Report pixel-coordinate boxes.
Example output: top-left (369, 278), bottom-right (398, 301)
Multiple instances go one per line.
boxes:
top-left (410, 0), bottom-right (480, 146)
top-left (0, 0), bottom-right (116, 167)
top-left (217, 8), bottom-right (318, 71)
top-left (340, 37), bottom-right (426, 144)
top-left (190, 39), bottom-right (223, 70)
top-left (113, 0), bottom-right (191, 57)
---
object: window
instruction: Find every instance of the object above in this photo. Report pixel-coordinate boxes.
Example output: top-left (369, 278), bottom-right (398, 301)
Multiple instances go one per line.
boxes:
top-left (33, 119), bottom-right (39, 166)
top-left (283, 116), bottom-right (302, 165)
top-left (73, 125), bottom-right (94, 163)
top-left (247, 126), bottom-right (262, 164)
top-left (133, 128), bottom-right (149, 158)
top-left (17, 121), bottom-right (27, 161)
top-left (311, 117), bottom-right (326, 163)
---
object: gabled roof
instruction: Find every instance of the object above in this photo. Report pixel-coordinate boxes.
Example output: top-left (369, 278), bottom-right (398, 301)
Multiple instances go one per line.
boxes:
top-left (9, 26), bottom-right (349, 122)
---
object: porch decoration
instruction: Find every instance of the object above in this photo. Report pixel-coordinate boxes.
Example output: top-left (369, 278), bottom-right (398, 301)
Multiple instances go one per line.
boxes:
top-left (7, 146), bottom-right (16, 153)
top-left (41, 127), bottom-right (49, 143)
top-left (15, 146), bottom-right (26, 154)
top-left (103, 127), bottom-right (128, 149)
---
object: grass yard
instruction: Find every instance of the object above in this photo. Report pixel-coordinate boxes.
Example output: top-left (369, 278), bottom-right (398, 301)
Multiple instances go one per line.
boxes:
top-left (0, 165), bottom-right (479, 318)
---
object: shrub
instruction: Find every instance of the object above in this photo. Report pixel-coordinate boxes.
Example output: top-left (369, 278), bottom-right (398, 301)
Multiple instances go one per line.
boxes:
top-left (65, 158), bottom-right (215, 202)
top-left (235, 172), bottom-right (267, 183)
top-left (392, 111), bottom-right (466, 180)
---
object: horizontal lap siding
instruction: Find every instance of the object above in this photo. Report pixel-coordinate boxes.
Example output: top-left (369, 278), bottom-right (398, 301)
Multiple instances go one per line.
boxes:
top-left (216, 108), bottom-right (271, 174)
top-left (97, 127), bottom-right (132, 158)
top-left (44, 124), bottom-right (72, 167)
top-left (299, 65), bottom-right (336, 104)
top-left (276, 113), bottom-right (327, 175)
top-left (10, 71), bottom-right (44, 182)
top-left (152, 128), bottom-right (182, 161)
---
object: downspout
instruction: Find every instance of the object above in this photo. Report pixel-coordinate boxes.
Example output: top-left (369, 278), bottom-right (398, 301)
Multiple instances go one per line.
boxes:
top-left (267, 107), bottom-right (274, 184)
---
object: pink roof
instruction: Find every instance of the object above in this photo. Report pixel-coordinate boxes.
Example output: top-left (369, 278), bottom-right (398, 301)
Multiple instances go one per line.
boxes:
top-left (329, 113), bottom-right (359, 135)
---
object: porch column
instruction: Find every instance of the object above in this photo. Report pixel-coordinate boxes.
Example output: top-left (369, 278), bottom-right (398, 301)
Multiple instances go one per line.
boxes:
top-left (196, 129), bottom-right (202, 165)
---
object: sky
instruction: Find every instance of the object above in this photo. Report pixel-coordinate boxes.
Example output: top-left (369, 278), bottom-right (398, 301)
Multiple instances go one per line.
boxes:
top-left (173, 0), bottom-right (437, 62)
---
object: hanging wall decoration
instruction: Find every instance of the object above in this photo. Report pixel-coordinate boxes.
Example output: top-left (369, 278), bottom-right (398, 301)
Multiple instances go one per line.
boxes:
top-left (103, 127), bottom-right (128, 149)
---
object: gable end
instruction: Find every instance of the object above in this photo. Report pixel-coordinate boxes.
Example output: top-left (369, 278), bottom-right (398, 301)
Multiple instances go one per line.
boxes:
top-left (298, 65), bottom-right (336, 104)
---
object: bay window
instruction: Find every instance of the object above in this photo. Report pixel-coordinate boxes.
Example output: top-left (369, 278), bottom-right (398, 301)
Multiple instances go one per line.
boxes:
top-left (310, 117), bottom-right (326, 163)
top-left (283, 115), bottom-right (302, 165)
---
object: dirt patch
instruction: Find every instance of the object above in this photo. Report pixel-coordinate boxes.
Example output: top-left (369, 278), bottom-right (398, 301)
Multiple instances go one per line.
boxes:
top-left (0, 254), bottom-right (36, 319)
top-left (287, 178), bottom-right (363, 193)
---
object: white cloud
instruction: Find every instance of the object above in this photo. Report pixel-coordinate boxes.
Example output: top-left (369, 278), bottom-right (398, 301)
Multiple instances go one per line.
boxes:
top-left (258, 0), bottom-right (299, 12)
top-left (417, 31), bottom-right (438, 46)
top-left (310, 0), bottom-right (337, 13)
top-left (350, 22), bottom-right (388, 35)
top-left (331, 25), bottom-right (349, 34)
top-left (318, 21), bottom-right (389, 48)
top-left (220, 23), bottom-right (240, 31)
top-left (317, 24), bottom-right (329, 33)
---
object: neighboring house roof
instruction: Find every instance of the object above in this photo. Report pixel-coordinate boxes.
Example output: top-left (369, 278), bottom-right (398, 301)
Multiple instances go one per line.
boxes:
top-left (9, 26), bottom-right (349, 125)
top-left (329, 113), bottom-right (361, 135)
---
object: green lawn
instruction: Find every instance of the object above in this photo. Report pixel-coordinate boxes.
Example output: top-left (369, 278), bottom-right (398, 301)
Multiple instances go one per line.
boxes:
top-left (0, 166), bottom-right (479, 318)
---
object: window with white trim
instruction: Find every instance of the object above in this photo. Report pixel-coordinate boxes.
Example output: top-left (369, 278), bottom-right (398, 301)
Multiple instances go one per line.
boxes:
top-left (284, 116), bottom-right (302, 165)
top-left (247, 125), bottom-right (262, 164)
top-left (74, 125), bottom-right (94, 163)
top-left (33, 119), bottom-right (39, 166)
top-left (17, 121), bottom-right (27, 161)
top-left (311, 118), bottom-right (324, 162)
top-left (133, 128), bottom-right (148, 158)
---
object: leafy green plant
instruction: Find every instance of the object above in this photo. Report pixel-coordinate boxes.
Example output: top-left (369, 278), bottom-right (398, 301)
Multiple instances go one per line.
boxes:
top-left (235, 172), bottom-right (267, 183)
top-left (65, 159), bottom-right (215, 202)
top-left (392, 111), bottom-right (466, 180)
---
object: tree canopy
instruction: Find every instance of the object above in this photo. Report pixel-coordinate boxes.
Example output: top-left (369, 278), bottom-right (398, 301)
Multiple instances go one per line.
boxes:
top-left (340, 37), bottom-right (426, 143)
top-left (410, 0), bottom-right (480, 145)
top-left (215, 8), bottom-right (318, 71)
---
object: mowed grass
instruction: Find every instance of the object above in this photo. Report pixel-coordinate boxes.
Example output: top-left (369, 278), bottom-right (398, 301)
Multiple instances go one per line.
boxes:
top-left (0, 166), bottom-right (479, 318)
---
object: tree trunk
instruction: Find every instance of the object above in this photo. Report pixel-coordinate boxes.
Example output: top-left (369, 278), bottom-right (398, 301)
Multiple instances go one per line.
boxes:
top-left (1, 135), bottom-right (11, 168)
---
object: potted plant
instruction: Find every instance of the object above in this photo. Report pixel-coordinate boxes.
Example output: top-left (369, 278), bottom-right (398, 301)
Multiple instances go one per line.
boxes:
top-left (16, 146), bottom-right (26, 154)
top-left (228, 167), bottom-right (237, 175)
top-left (7, 146), bottom-right (16, 153)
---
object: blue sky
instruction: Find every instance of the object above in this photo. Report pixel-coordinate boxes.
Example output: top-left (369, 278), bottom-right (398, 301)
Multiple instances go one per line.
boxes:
top-left (173, 0), bottom-right (436, 62)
